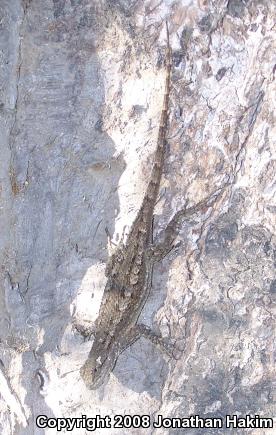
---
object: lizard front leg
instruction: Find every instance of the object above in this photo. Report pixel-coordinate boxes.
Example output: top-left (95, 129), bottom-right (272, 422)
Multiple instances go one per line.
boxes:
top-left (123, 324), bottom-right (178, 359)
top-left (136, 324), bottom-right (178, 358)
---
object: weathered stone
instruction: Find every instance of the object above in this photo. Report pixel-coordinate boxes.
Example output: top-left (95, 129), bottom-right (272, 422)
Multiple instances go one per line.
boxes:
top-left (0, 1), bottom-right (275, 433)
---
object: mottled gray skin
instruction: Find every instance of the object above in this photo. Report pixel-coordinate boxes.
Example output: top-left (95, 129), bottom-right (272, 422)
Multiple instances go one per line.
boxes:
top-left (80, 23), bottom-right (172, 389)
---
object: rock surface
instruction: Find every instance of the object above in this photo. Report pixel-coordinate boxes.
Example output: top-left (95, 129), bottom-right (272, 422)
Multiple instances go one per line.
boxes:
top-left (0, 1), bottom-right (275, 434)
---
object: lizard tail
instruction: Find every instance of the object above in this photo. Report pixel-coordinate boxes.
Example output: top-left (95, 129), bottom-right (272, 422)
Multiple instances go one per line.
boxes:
top-left (144, 20), bottom-right (172, 203)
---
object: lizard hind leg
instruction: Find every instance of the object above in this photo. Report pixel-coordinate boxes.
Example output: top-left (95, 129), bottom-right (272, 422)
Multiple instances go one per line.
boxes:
top-left (150, 187), bottom-right (226, 262)
top-left (105, 226), bottom-right (117, 257)
top-left (73, 320), bottom-right (95, 341)
top-left (105, 224), bottom-right (128, 254)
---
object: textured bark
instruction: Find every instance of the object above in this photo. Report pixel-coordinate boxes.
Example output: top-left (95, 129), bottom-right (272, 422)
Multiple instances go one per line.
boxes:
top-left (0, 1), bottom-right (275, 434)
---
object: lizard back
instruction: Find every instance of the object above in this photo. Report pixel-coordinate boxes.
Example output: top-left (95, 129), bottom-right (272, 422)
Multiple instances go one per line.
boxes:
top-left (80, 22), bottom-right (172, 389)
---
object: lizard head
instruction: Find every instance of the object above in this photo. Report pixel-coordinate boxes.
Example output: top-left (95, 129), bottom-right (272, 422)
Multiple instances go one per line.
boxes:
top-left (80, 351), bottom-right (117, 390)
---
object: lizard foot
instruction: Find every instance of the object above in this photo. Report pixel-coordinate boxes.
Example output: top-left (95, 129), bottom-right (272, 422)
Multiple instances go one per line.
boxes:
top-left (135, 324), bottom-right (181, 360)
top-left (73, 321), bottom-right (94, 340)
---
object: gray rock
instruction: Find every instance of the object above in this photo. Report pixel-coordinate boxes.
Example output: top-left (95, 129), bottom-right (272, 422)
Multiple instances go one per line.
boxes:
top-left (0, 1), bottom-right (274, 433)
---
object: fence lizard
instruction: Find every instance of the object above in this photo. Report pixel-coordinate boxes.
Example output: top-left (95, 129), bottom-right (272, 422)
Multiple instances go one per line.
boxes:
top-left (80, 22), bottom-right (224, 389)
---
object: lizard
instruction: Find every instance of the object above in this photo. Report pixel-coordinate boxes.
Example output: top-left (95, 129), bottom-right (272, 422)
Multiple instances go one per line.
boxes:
top-left (80, 21), bottom-right (224, 390)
